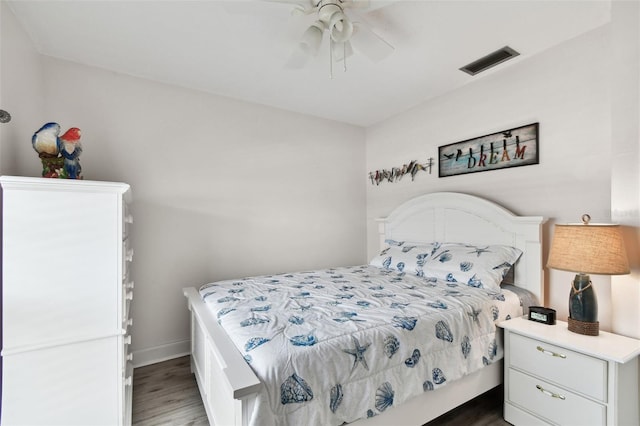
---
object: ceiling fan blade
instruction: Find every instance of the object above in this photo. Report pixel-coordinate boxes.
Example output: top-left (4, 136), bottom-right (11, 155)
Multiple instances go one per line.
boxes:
top-left (343, 0), bottom-right (400, 11)
top-left (285, 46), bottom-right (311, 69)
top-left (343, 0), bottom-right (371, 9)
top-left (262, 0), bottom-right (316, 14)
top-left (223, 0), bottom-right (314, 17)
top-left (222, 1), bottom-right (268, 16)
top-left (351, 22), bottom-right (394, 62)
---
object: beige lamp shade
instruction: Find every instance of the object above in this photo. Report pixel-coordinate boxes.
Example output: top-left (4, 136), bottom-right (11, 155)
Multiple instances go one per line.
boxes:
top-left (547, 222), bottom-right (630, 275)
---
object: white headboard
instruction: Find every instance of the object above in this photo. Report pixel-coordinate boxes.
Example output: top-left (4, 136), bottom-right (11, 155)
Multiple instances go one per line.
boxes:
top-left (377, 192), bottom-right (546, 303)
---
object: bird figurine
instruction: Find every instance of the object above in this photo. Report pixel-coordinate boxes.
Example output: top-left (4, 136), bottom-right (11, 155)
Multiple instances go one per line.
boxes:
top-left (60, 127), bottom-right (82, 179)
top-left (32, 122), bottom-right (61, 157)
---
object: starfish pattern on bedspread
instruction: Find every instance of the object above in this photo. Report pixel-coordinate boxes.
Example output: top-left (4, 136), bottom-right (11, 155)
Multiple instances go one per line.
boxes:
top-left (342, 336), bottom-right (371, 373)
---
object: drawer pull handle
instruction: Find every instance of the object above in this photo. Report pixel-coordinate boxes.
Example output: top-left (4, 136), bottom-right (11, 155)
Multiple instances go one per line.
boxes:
top-left (122, 320), bottom-right (133, 332)
top-left (536, 345), bottom-right (566, 359)
top-left (536, 384), bottom-right (566, 400)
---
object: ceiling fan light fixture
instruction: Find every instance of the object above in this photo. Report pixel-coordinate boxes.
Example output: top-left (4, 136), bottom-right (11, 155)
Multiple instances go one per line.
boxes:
top-left (300, 22), bottom-right (324, 56)
top-left (329, 11), bottom-right (353, 43)
top-left (281, 0), bottom-right (394, 76)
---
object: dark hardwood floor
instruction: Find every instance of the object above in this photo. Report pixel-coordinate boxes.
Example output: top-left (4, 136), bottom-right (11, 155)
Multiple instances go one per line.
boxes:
top-left (426, 385), bottom-right (511, 426)
top-left (132, 356), bottom-right (511, 426)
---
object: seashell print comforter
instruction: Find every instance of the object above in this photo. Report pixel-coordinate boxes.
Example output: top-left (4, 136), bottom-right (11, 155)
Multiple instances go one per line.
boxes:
top-left (199, 265), bottom-right (525, 426)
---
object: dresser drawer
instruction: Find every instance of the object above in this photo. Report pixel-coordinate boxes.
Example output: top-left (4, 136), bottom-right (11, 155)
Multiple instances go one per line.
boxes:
top-left (1, 177), bottom-right (132, 425)
top-left (509, 333), bottom-right (607, 401)
top-left (508, 368), bottom-right (606, 426)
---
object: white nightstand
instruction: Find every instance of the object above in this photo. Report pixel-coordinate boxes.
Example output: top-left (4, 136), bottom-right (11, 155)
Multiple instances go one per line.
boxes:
top-left (499, 317), bottom-right (640, 426)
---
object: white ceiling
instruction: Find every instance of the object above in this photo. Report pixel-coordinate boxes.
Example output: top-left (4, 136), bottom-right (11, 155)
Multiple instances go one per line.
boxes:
top-left (8, 0), bottom-right (611, 127)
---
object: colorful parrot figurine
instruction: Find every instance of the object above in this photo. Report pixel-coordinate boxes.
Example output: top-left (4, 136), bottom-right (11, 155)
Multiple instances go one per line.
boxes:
top-left (60, 127), bottom-right (82, 179)
top-left (32, 122), bottom-right (61, 157)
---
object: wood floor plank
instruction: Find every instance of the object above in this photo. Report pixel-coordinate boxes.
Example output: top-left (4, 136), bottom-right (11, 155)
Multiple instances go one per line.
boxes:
top-left (132, 356), bottom-right (510, 425)
top-left (132, 356), bottom-right (208, 426)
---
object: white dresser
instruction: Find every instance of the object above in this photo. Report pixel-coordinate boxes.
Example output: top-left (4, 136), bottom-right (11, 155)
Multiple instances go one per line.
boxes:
top-left (501, 317), bottom-right (640, 426)
top-left (1, 176), bottom-right (134, 425)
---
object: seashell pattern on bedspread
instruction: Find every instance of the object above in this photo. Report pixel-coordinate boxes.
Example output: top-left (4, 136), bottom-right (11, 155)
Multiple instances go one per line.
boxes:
top-left (199, 265), bottom-right (524, 426)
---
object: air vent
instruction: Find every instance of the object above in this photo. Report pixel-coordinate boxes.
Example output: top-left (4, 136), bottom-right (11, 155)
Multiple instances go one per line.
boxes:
top-left (460, 46), bottom-right (520, 76)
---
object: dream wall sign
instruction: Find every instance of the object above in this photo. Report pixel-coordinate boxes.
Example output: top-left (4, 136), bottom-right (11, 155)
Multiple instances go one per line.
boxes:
top-left (438, 123), bottom-right (539, 178)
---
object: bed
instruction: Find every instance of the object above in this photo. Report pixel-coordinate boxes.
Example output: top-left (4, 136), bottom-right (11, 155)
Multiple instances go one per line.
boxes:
top-left (183, 192), bottom-right (545, 426)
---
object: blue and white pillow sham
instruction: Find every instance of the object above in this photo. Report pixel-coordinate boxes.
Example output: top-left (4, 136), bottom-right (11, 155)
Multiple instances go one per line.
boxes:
top-left (369, 241), bottom-right (522, 291)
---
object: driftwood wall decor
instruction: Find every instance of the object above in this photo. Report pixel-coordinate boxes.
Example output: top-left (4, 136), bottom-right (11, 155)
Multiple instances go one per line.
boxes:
top-left (369, 158), bottom-right (433, 185)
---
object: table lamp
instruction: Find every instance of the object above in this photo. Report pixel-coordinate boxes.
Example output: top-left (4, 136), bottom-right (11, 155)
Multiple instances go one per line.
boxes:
top-left (547, 214), bottom-right (629, 335)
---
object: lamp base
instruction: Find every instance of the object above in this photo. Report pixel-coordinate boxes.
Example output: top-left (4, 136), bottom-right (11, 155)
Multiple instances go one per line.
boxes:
top-left (567, 317), bottom-right (599, 336)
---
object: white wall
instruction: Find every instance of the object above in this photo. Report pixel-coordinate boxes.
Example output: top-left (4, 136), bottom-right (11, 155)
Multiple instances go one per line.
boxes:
top-left (0, 1), bottom-right (45, 175)
top-left (366, 25), bottom-right (615, 329)
top-left (1, 25), bottom-right (367, 364)
top-left (610, 0), bottom-right (640, 339)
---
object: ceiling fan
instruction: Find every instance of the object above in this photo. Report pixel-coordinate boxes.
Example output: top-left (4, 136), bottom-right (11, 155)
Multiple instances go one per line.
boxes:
top-left (267, 0), bottom-right (395, 77)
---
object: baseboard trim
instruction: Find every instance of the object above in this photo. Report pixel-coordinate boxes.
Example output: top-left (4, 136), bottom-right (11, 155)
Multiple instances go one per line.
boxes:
top-left (132, 339), bottom-right (190, 368)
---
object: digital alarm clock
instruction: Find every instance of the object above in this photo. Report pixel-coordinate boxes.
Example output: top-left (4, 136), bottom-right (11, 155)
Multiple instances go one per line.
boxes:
top-left (528, 306), bottom-right (556, 325)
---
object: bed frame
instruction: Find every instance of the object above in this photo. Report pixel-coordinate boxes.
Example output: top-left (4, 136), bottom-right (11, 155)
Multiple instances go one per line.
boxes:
top-left (183, 192), bottom-right (545, 426)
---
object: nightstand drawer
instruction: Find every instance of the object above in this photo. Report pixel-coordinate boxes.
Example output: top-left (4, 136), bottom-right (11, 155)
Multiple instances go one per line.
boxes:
top-left (508, 368), bottom-right (606, 426)
top-left (509, 333), bottom-right (607, 401)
